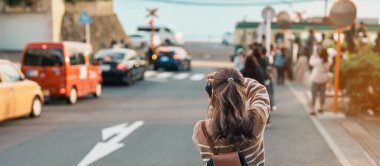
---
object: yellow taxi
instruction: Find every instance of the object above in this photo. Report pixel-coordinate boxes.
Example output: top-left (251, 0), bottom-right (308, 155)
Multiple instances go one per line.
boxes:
top-left (0, 59), bottom-right (44, 122)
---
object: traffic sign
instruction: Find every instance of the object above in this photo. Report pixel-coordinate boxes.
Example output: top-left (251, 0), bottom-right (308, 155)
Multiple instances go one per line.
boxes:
top-left (79, 11), bottom-right (92, 25)
top-left (329, 0), bottom-right (356, 28)
top-left (329, 0), bottom-right (357, 114)
top-left (277, 11), bottom-right (292, 29)
top-left (262, 6), bottom-right (275, 21)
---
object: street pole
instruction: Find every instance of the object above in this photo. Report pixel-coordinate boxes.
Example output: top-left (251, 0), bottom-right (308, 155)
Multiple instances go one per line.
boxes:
top-left (324, 0), bottom-right (328, 17)
top-left (86, 23), bottom-right (90, 44)
top-left (333, 28), bottom-right (342, 113)
top-left (266, 13), bottom-right (271, 57)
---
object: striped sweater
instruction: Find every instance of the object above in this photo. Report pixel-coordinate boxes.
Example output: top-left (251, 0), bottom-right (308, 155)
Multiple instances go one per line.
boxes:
top-left (192, 78), bottom-right (270, 166)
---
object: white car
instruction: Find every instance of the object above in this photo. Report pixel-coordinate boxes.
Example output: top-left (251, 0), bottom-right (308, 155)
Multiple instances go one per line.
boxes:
top-left (129, 33), bottom-right (160, 49)
top-left (137, 25), bottom-right (185, 46)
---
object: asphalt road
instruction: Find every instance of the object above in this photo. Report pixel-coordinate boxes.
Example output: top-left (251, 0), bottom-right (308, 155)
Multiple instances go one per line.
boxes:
top-left (0, 65), bottom-right (340, 166)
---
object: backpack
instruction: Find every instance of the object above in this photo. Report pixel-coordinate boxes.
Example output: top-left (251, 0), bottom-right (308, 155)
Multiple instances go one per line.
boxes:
top-left (201, 121), bottom-right (249, 166)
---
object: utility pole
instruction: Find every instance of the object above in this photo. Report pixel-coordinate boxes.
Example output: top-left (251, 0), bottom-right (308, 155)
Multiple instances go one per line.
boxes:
top-left (146, 8), bottom-right (159, 48)
top-left (324, 0), bottom-right (328, 17)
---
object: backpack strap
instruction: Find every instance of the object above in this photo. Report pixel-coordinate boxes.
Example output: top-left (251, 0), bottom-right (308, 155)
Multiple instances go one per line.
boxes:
top-left (201, 121), bottom-right (217, 155)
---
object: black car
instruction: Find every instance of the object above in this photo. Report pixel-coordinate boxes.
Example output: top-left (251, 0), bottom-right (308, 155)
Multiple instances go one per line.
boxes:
top-left (95, 49), bottom-right (146, 85)
top-left (153, 46), bottom-right (191, 71)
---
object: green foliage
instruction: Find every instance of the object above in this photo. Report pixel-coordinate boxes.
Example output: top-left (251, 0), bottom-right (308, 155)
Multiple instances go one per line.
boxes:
top-left (340, 52), bottom-right (380, 115)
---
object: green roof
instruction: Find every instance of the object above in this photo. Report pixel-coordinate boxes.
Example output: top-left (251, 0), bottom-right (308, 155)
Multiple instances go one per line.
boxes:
top-left (236, 22), bottom-right (380, 31)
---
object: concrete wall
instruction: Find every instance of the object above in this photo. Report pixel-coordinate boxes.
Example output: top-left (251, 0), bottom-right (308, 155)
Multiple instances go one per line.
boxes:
top-left (65, 1), bottom-right (113, 15)
top-left (51, 0), bottom-right (65, 42)
top-left (0, 13), bottom-right (51, 50)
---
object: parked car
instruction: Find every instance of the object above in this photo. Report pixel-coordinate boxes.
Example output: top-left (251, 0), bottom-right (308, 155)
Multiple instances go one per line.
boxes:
top-left (129, 33), bottom-right (160, 49)
top-left (21, 41), bottom-right (102, 105)
top-left (0, 59), bottom-right (44, 122)
top-left (153, 46), bottom-right (191, 71)
top-left (95, 49), bottom-right (146, 85)
top-left (137, 25), bottom-right (185, 46)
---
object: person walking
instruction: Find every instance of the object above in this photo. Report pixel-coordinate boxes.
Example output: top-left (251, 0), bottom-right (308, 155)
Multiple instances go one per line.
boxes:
top-left (242, 55), bottom-right (265, 85)
top-left (309, 48), bottom-right (332, 115)
top-left (273, 47), bottom-right (286, 85)
top-left (193, 67), bottom-right (270, 166)
top-left (234, 48), bottom-right (246, 72)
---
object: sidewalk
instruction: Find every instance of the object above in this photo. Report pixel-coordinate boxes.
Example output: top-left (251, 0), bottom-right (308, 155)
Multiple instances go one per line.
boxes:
top-left (287, 81), bottom-right (380, 166)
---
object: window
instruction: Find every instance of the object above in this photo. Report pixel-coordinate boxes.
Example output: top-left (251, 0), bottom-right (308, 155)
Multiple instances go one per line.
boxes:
top-left (70, 53), bottom-right (77, 65)
top-left (164, 28), bottom-right (173, 34)
top-left (24, 49), bottom-right (63, 67)
top-left (89, 53), bottom-right (96, 65)
top-left (77, 53), bottom-right (86, 65)
top-left (0, 64), bottom-right (21, 82)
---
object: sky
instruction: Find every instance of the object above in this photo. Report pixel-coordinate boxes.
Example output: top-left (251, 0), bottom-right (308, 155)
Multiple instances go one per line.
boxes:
top-left (114, 0), bottom-right (380, 42)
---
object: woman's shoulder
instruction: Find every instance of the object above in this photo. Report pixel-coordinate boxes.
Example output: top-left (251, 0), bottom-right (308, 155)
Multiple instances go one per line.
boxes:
top-left (192, 119), bottom-right (211, 145)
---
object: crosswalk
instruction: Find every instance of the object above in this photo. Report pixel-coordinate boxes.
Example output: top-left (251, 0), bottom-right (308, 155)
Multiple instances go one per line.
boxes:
top-left (144, 71), bottom-right (205, 82)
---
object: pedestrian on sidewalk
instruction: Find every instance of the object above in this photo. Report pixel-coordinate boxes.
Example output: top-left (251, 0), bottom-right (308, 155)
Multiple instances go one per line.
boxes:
top-left (273, 47), bottom-right (286, 85)
top-left (242, 55), bottom-right (265, 85)
top-left (309, 48), bottom-right (332, 115)
top-left (193, 67), bottom-right (270, 166)
top-left (234, 48), bottom-right (246, 72)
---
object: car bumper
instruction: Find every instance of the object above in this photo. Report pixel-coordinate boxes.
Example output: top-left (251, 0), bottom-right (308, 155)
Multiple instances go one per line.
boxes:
top-left (102, 71), bottom-right (126, 82)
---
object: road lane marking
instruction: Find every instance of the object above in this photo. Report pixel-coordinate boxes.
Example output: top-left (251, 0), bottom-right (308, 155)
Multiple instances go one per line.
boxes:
top-left (144, 71), bottom-right (157, 78)
top-left (190, 74), bottom-right (205, 81)
top-left (77, 121), bottom-right (144, 166)
top-left (156, 72), bottom-right (173, 79)
top-left (286, 83), bottom-right (353, 166)
top-left (173, 73), bottom-right (190, 80)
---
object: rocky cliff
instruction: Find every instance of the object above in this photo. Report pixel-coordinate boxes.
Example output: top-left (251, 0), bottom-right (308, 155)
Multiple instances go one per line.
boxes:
top-left (61, 0), bottom-right (129, 51)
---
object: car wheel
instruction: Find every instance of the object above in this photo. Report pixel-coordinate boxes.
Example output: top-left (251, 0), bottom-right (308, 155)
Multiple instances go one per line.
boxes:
top-left (187, 61), bottom-right (192, 71)
top-left (123, 71), bottom-right (134, 86)
top-left (139, 69), bottom-right (145, 81)
top-left (30, 97), bottom-right (42, 117)
top-left (67, 87), bottom-right (78, 105)
top-left (154, 65), bottom-right (159, 71)
top-left (93, 83), bottom-right (102, 98)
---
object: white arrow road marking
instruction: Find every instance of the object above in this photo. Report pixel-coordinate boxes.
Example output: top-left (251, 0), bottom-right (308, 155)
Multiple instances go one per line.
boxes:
top-left (190, 74), bottom-right (205, 81)
top-left (77, 121), bottom-right (144, 166)
top-left (173, 73), bottom-right (190, 80)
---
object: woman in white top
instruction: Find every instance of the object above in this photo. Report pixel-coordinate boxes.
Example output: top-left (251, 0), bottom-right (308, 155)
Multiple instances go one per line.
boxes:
top-left (309, 48), bottom-right (332, 115)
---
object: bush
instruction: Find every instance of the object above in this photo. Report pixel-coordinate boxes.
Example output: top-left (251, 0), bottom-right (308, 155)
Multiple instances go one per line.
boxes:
top-left (340, 52), bottom-right (380, 116)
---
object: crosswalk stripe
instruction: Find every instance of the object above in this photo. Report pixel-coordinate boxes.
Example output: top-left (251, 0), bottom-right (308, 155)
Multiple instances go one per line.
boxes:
top-left (156, 72), bottom-right (174, 79)
top-left (173, 73), bottom-right (190, 80)
top-left (144, 71), bottom-right (157, 78)
top-left (190, 74), bottom-right (205, 81)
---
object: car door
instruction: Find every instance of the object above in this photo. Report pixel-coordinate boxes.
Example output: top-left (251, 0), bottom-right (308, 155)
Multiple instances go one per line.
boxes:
top-left (0, 63), bottom-right (26, 118)
top-left (88, 52), bottom-right (100, 92)
top-left (0, 66), bottom-right (14, 121)
top-left (68, 50), bottom-right (87, 96)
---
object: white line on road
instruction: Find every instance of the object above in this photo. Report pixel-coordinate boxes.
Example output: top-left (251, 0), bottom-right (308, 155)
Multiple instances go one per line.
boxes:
top-left (144, 71), bottom-right (157, 78)
top-left (156, 72), bottom-right (174, 79)
top-left (190, 74), bottom-right (205, 81)
top-left (173, 73), bottom-right (190, 80)
top-left (286, 83), bottom-right (352, 166)
top-left (77, 121), bottom-right (144, 166)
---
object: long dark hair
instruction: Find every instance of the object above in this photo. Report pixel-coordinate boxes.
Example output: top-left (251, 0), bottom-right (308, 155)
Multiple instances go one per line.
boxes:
top-left (319, 48), bottom-right (328, 63)
top-left (209, 67), bottom-right (253, 146)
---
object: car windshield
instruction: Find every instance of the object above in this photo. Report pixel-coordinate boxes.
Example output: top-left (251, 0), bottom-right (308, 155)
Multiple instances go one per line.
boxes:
top-left (24, 48), bottom-right (64, 67)
top-left (137, 27), bottom-right (160, 32)
top-left (158, 51), bottom-right (175, 57)
top-left (97, 52), bottom-right (126, 61)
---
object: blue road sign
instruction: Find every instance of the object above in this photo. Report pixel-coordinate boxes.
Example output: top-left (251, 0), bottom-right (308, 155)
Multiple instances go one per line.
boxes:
top-left (79, 11), bottom-right (92, 24)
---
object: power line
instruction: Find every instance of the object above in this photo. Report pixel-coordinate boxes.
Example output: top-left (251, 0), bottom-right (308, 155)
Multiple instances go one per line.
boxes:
top-left (142, 0), bottom-right (325, 7)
